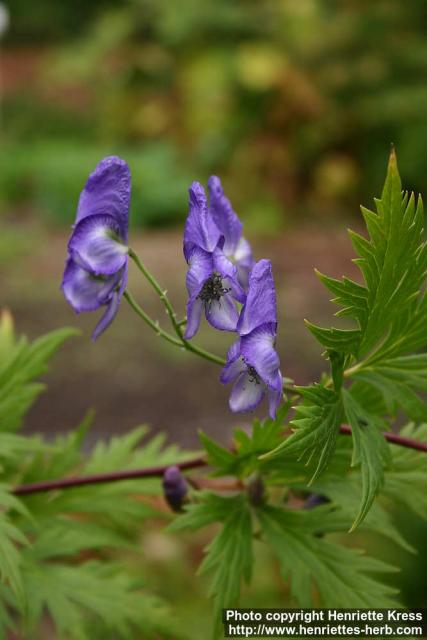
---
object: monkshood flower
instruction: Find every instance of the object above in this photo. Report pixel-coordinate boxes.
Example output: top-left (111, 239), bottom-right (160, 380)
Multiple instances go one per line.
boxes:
top-left (183, 181), bottom-right (246, 339)
top-left (61, 156), bottom-right (130, 340)
top-left (220, 259), bottom-right (282, 418)
top-left (208, 176), bottom-right (254, 288)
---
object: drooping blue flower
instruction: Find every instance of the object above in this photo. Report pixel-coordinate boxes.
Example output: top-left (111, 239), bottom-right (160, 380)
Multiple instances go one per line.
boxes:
top-left (208, 176), bottom-right (254, 288)
top-left (61, 156), bottom-right (130, 340)
top-left (221, 259), bottom-right (282, 418)
top-left (184, 182), bottom-right (245, 339)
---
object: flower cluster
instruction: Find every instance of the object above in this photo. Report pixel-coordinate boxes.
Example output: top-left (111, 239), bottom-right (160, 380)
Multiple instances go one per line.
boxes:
top-left (61, 159), bottom-right (282, 418)
top-left (61, 157), bottom-right (131, 340)
top-left (183, 178), bottom-right (282, 417)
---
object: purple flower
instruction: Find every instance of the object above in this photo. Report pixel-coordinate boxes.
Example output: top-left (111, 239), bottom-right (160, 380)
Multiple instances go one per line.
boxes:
top-left (184, 182), bottom-right (245, 339)
top-left (61, 157), bottom-right (131, 340)
top-left (208, 176), bottom-right (254, 288)
top-left (163, 466), bottom-right (188, 512)
top-left (221, 260), bottom-right (282, 418)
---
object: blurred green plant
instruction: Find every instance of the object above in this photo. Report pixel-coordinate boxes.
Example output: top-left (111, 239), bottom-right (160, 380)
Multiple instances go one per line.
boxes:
top-left (3, 0), bottom-right (427, 229)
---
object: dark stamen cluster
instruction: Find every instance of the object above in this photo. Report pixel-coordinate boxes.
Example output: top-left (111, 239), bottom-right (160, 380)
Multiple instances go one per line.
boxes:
top-left (247, 365), bottom-right (261, 385)
top-left (197, 273), bottom-right (230, 308)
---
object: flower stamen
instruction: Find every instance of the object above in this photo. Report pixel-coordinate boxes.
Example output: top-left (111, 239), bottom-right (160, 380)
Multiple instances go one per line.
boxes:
top-left (197, 273), bottom-right (231, 310)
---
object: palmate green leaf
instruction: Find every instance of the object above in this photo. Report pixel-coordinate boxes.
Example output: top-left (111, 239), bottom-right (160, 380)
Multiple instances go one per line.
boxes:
top-left (310, 150), bottom-right (427, 360)
top-left (170, 493), bottom-right (253, 638)
top-left (258, 505), bottom-right (399, 608)
top-left (0, 326), bottom-right (79, 432)
top-left (199, 403), bottom-right (289, 478)
top-left (342, 389), bottom-right (391, 529)
top-left (353, 354), bottom-right (427, 422)
top-left (0, 486), bottom-right (30, 611)
top-left (310, 477), bottom-right (414, 553)
top-left (382, 423), bottom-right (427, 520)
top-left (17, 410), bottom-right (94, 488)
top-left (29, 518), bottom-right (130, 561)
top-left (21, 559), bottom-right (175, 640)
top-left (262, 385), bottom-right (343, 483)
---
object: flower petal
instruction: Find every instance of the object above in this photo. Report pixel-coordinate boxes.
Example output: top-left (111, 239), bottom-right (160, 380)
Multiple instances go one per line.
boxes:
top-left (220, 339), bottom-right (245, 384)
top-left (183, 182), bottom-right (221, 260)
top-left (185, 246), bottom-right (213, 299)
top-left (92, 291), bottom-right (120, 341)
top-left (235, 236), bottom-right (254, 268)
top-left (235, 236), bottom-right (254, 289)
top-left (205, 293), bottom-right (239, 332)
top-left (92, 261), bottom-right (128, 340)
top-left (208, 176), bottom-right (242, 256)
top-left (268, 377), bottom-right (283, 419)
top-left (69, 214), bottom-right (128, 276)
top-left (229, 371), bottom-right (265, 413)
top-left (76, 156), bottom-right (131, 239)
top-left (227, 338), bottom-right (242, 362)
top-left (237, 259), bottom-right (277, 336)
top-left (61, 259), bottom-right (122, 313)
top-left (240, 323), bottom-right (280, 388)
top-left (184, 297), bottom-right (203, 339)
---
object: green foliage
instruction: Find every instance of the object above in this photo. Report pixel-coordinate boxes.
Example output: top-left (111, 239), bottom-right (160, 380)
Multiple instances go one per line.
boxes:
top-left (0, 314), bottom-right (79, 432)
top-left (0, 486), bottom-right (29, 611)
top-left (2, 149), bottom-right (427, 635)
top-left (341, 389), bottom-right (391, 530)
top-left (199, 403), bottom-right (288, 478)
top-left (263, 385), bottom-right (343, 483)
top-left (383, 423), bottom-right (427, 520)
top-left (0, 314), bottom-right (189, 638)
top-left (170, 494), bottom-right (253, 638)
top-left (309, 150), bottom-right (426, 359)
top-left (263, 153), bottom-right (427, 528)
top-left (258, 505), bottom-right (398, 608)
top-left (5, 1), bottom-right (427, 230)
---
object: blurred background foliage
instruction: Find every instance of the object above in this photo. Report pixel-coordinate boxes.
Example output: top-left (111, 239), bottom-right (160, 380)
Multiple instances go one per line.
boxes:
top-left (2, 0), bottom-right (427, 230)
top-left (1, 2), bottom-right (427, 627)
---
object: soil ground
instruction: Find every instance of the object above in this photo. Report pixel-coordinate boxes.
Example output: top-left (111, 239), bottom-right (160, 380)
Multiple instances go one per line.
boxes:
top-left (1, 224), bottom-right (360, 449)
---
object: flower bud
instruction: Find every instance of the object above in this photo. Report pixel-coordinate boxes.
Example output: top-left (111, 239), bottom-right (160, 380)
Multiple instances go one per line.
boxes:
top-left (247, 473), bottom-right (265, 507)
top-left (303, 493), bottom-right (329, 510)
top-left (162, 466), bottom-right (188, 512)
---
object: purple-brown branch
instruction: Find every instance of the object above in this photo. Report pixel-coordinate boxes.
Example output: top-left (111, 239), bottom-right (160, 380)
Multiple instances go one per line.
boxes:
top-left (12, 427), bottom-right (427, 497)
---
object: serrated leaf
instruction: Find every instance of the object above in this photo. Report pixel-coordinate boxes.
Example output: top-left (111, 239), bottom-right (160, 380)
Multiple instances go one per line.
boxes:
top-left (342, 389), bottom-right (391, 529)
top-left (199, 431), bottom-right (236, 474)
top-left (353, 355), bottom-right (427, 423)
top-left (169, 494), bottom-right (253, 638)
top-left (309, 475), bottom-right (414, 553)
top-left (0, 487), bottom-right (29, 610)
top-left (311, 151), bottom-right (427, 361)
top-left (305, 321), bottom-right (361, 354)
top-left (262, 385), bottom-right (343, 483)
top-left (258, 505), bottom-right (398, 608)
top-left (22, 559), bottom-right (175, 640)
top-left (382, 423), bottom-right (427, 519)
top-left (0, 326), bottom-right (79, 432)
top-left (199, 405), bottom-right (289, 479)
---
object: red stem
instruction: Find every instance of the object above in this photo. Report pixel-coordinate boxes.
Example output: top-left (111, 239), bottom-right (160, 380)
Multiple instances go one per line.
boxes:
top-left (339, 424), bottom-right (427, 452)
top-left (12, 427), bottom-right (427, 497)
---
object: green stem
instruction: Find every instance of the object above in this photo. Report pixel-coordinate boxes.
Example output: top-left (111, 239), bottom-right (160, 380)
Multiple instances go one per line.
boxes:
top-left (129, 248), bottom-right (184, 339)
top-left (181, 339), bottom-right (226, 366)
top-left (123, 290), bottom-right (182, 347)
top-left (128, 250), bottom-right (227, 365)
